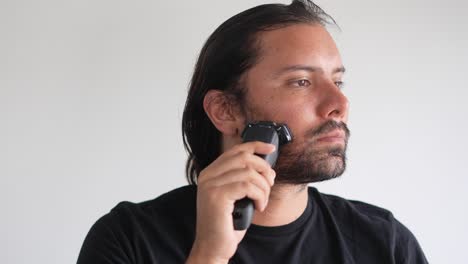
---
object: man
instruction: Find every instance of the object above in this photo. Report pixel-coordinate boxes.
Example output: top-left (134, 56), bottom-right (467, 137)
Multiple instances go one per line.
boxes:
top-left (78, 1), bottom-right (428, 263)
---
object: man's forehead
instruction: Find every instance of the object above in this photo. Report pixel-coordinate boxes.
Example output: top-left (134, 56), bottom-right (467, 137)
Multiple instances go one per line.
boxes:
top-left (253, 24), bottom-right (343, 71)
top-left (257, 24), bottom-right (337, 50)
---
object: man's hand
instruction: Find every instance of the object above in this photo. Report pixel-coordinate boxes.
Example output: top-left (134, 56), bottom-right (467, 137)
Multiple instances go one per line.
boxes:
top-left (186, 141), bottom-right (276, 264)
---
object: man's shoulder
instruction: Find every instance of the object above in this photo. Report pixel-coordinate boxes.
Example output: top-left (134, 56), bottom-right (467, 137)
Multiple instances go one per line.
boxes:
top-left (308, 186), bottom-right (396, 225)
top-left (308, 187), bottom-right (428, 262)
top-left (79, 187), bottom-right (197, 263)
top-left (92, 185), bottom-right (197, 242)
top-left (110, 185), bottom-right (197, 218)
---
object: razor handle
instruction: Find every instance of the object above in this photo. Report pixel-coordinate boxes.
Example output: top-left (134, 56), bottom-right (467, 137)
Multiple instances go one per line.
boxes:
top-left (232, 121), bottom-right (292, 230)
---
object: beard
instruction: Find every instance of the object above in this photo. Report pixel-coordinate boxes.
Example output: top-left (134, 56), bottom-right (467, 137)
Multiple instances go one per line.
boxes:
top-left (240, 99), bottom-right (351, 185)
top-left (272, 120), bottom-right (350, 184)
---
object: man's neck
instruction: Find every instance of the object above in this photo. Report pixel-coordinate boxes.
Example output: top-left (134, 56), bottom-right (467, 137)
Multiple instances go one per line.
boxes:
top-left (251, 183), bottom-right (309, 227)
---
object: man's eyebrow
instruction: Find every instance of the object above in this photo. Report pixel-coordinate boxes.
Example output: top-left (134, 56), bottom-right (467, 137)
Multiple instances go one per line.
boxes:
top-left (273, 65), bottom-right (346, 77)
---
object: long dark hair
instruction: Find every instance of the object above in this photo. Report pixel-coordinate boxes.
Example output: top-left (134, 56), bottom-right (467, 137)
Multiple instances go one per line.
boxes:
top-left (181, 0), bottom-right (337, 185)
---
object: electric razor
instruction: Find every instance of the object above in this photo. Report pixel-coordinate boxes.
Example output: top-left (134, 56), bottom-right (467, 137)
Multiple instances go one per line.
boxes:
top-left (232, 121), bottom-right (293, 230)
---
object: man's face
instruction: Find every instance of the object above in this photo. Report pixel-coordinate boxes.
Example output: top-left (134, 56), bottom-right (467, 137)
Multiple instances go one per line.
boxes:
top-left (239, 23), bottom-right (350, 184)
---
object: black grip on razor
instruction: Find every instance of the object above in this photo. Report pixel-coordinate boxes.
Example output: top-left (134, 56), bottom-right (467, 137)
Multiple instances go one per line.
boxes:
top-left (233, 122), bottom-right (280, 230)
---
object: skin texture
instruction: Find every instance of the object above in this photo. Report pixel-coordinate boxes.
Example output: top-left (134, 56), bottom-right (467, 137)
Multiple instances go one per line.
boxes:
top-left (187, 24), bottom-right (350, 264)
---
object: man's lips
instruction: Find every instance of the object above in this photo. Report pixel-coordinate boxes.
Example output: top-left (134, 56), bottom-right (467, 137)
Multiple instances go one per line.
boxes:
top-left (315, 130), bottom-right (346, 143)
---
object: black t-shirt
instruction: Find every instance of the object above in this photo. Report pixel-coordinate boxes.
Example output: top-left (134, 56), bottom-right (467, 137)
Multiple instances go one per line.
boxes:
top-left (77, 185), bottom-right (428, 263)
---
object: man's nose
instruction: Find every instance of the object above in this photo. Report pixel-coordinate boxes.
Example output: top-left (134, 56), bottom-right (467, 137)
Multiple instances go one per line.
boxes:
top-left (316, 80), bottom-right (349, 122)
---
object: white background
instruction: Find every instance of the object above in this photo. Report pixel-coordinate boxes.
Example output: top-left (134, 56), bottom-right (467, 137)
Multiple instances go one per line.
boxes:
top-left (2, 0), bottom-right (467, 263)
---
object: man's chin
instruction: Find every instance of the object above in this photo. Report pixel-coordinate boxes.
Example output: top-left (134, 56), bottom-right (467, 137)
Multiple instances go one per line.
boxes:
top-left (310, 158), bottom-right (346, 182)
top-left (273, 154), bottom-right (346, 184)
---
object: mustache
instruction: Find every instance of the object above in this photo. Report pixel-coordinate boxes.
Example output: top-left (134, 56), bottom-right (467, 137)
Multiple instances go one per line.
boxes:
top-left (307, 120), bottom-right (350, 139)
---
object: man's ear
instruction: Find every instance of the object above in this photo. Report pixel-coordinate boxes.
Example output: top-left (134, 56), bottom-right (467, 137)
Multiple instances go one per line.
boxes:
top-left (203, 89), bottom-right (244, 136)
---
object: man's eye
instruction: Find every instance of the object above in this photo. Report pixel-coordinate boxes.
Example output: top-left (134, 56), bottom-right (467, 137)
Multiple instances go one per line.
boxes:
top-left (335, 81), bottom-right (345, 89)
top-left (294, 79), bottom-right (311, 87)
